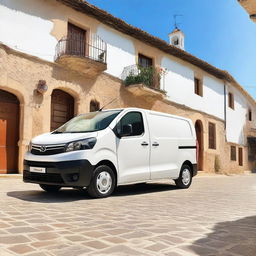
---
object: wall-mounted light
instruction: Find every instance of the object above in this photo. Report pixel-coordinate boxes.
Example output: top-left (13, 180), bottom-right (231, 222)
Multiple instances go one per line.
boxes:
top-left (37, 80), bottom-right (48, 94)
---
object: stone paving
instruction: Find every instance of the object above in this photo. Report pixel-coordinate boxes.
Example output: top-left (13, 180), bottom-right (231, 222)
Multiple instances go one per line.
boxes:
top-left (0, 174), bottom-right (256, 256)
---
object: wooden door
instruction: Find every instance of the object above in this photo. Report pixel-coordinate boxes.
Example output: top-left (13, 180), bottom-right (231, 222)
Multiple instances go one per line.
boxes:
top-left (195, 120), bottom-right (204, 171)
top-left (239, 148), bottom-right (243, 166)
top-left (51, 90), bottom-right (74, 131)
top-left (67, 23), bottom-right (86, 57)
top-left (0, 90), bottom-right (19, 174)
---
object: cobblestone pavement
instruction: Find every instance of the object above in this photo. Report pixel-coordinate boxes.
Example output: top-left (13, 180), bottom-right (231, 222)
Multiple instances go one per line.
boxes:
top-left (0, 174), bottom-right (256, 256)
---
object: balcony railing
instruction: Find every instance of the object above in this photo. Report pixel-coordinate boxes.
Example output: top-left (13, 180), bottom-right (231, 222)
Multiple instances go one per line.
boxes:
top-left (122, 64), bottom-right (161, 89)
top-left (55, 34), bottom-right (107, 64)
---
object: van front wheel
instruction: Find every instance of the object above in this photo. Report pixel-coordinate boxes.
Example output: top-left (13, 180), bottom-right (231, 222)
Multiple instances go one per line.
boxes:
top-left (175, 165), bottom-right (192, 189)
top-left (87, 165), bottom-right (116, 198)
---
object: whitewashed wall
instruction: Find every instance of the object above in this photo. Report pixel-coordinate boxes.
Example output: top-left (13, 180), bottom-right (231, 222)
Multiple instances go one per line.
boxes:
top-left (161, 56), bottom-right (225, 120)
top-left (97, 26), bottom-right (136, 78)
top-left (226, 85), bottom-right (250, 145)
top-left (0, 0), bottom-right (57, 61)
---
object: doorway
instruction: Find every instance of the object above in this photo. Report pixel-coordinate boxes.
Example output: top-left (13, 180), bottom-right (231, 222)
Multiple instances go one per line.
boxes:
top-left (0, 90), bottom-right (20, 174)
top-left (67, 22), bottom-right (86, 57)
top-left (195, 120), bottom-right (204, 171)
top-left (51, 89), bottom-right (74, 131)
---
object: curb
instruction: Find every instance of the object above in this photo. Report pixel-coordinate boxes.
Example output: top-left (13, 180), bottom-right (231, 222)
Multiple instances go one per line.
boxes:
top-left (0, 174), bottom-right (22, 179)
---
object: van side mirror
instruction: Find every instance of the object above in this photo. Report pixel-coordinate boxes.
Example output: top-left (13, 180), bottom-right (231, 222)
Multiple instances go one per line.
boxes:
top-left (121, 124), bottom-right (133, 137)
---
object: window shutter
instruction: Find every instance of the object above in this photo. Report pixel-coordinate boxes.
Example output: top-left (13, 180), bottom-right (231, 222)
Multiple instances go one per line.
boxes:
top-left (239, 148), bottom-right (243, 166)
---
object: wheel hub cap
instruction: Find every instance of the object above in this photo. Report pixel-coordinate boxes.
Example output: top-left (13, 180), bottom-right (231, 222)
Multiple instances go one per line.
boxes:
top-left (96, 171), bottom-right (112, 194)
top-left (182, 169), bottom-right (191, 186)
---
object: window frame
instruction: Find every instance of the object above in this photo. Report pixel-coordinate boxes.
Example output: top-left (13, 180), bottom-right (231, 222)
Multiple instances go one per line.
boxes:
top-left (208, 122), bottom-right (216, 150)
top-left (194, 77), bottom-right (203, 97)
top-left (228, 92), bottom-right (235, 110)
top-left (248, 109), bottom-right (252, 121)
top-left (116, 111), bottom-right (145, 138)
top-left (89, 99), bottom-right (100, 112)
top-left (138, 53), bottom-right (153, 68)
top-left (230, 146), bottom-right (236, 161)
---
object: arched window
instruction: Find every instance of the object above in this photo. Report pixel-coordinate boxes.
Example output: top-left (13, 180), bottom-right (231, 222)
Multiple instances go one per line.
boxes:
top-left (90, 99), bottom-right (100, 112)
top-left (51, 89), bottom-right (74, 131)
top-left (172, 36), bottom-right (179, 46)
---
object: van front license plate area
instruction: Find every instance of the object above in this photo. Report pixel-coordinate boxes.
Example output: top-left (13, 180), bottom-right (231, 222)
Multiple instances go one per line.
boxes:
top-left (29, 167), bottom-right (46, 173)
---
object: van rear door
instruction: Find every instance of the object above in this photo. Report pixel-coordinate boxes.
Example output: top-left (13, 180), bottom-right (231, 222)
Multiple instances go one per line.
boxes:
top-left (148, 113), bottom-right (180, 179)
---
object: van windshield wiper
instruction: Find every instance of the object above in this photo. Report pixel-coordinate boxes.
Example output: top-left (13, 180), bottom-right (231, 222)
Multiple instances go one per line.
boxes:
top-left (52, 131), bottom-right (63, 134)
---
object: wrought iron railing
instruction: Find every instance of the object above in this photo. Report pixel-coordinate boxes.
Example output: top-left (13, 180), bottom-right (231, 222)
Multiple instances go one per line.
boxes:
top-left (55, 34), bottom-right (107, 64)
top-left (121, 64), bottom-right (161, 88)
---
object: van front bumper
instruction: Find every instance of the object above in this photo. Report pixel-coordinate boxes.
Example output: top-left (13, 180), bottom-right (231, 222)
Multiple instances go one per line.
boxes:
top-left (23, 160), bottom-right (94, 187)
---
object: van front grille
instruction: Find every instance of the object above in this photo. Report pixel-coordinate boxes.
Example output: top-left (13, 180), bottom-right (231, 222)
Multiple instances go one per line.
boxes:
top-left (23, 170), bottom-right (64, 184)
top-left (31, 144), bottom-right (66, 155)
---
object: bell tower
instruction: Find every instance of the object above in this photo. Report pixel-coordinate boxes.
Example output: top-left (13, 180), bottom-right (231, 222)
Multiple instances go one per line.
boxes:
top-left (168, 28), bottom-right (185, 50)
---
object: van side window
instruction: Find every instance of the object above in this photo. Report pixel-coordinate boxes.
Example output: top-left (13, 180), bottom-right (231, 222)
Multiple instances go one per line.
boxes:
top-left (119, 112), bottom-right (144, 136)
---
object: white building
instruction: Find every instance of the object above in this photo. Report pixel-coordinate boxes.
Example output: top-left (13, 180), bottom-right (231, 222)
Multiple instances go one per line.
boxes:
top-left (0, 0), bottom-right (255, 173)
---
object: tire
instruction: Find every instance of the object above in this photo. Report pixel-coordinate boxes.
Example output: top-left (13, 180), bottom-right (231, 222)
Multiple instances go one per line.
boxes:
top-left (87, 165), bottom-right (116, 198)
top-left (175, 164), bottom-right (192, 189)
top-left (39, 184), bottom-right (61, 193)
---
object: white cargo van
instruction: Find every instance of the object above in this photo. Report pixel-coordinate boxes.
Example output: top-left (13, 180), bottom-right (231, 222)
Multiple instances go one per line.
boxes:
top-left (23, 108), bottom-right (197, 198)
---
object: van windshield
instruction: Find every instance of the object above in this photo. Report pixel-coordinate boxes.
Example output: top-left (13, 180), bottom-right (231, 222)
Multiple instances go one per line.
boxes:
top-left (53, 110), bottom-right (122, 133)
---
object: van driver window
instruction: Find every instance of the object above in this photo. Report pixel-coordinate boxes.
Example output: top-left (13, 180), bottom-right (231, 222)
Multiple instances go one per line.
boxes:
top-left (119, 112), bottom-right (144, 136)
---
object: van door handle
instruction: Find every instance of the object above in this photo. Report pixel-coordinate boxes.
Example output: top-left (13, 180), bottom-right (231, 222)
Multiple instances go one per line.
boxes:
top-left (152, 142), bottom-right (159, 146)
top-left (141, 142), bottom-right (149, 146)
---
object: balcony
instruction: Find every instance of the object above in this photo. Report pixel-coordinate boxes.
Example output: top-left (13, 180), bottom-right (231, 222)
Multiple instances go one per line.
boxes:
top-left (121, 64), bottom-right (166, 100)
top-left (55, 34), bottom-right (107, 77)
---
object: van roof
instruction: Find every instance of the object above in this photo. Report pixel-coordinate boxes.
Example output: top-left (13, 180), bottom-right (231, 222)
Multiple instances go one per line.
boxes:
top-left (103, 107), bottom-right (193, 123)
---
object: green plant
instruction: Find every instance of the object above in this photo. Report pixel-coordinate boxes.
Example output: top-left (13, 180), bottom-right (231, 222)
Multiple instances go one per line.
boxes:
top-left (124, 65), bottom-right (156, 87)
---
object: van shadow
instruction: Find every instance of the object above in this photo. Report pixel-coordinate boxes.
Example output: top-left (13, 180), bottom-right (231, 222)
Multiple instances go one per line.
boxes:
top-left (190, 215), bottom-right (256, 256)
top-left (114, 183), bottom-right (177, 197)
top-left (7, 183), bottom-right (177, 203)
top-left (7, 188), bottom-right (91, 203)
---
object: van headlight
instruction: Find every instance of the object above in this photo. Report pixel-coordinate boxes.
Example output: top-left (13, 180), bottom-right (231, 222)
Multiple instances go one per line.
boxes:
top-left (65, 138), bottom-right (97, 152)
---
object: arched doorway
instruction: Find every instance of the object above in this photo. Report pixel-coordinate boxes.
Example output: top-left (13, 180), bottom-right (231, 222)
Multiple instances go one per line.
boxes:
top-left (51, 89), bottom-right (74, 131)
top-left (195, 120), bottom-right (204, 171)
top-left (90, 99), bottom-right (100, 112)
top-left (0, 90), bottom-right (20, 174)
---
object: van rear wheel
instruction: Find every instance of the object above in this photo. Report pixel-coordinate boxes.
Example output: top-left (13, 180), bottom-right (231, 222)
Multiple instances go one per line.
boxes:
top-left (175, 165), bottom-right (192, 189)
top-left (39, 184), bottom-right (61, 193)
top-left (87, 165), bottom-right (116, 198)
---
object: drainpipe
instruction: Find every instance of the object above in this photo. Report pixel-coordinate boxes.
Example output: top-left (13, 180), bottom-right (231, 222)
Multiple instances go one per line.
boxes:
top-left (224, 81), bottom-right (227, 130)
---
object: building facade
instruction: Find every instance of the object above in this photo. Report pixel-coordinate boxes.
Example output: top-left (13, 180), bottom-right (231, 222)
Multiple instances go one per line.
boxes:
top-left (238, 0), bottom-right (256, 23)
top-left (0, 0), bottom-right (255, 174)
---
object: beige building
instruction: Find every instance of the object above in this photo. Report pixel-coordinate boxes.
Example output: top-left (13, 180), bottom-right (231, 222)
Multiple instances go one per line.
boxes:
top-left (0, 0), bottom-right (255, 174)
top-left (238, 0), bottom-right (256, 23)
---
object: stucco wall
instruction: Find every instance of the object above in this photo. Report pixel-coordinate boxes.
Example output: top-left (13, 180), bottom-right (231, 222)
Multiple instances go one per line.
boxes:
top-left (0, 0), bottom-right (58, 61)
top-left (226, 83), bottom-right (253, 145)
top-left (162, 56), bottom-right (225, 120)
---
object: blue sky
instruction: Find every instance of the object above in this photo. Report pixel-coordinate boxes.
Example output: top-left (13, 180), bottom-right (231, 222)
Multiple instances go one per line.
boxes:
top-left (88, 0), bottom-right (256, 99)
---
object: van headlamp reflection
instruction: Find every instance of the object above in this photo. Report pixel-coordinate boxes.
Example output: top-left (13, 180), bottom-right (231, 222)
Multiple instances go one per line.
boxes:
top-left (66, 138), bottom-right (97, 152)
